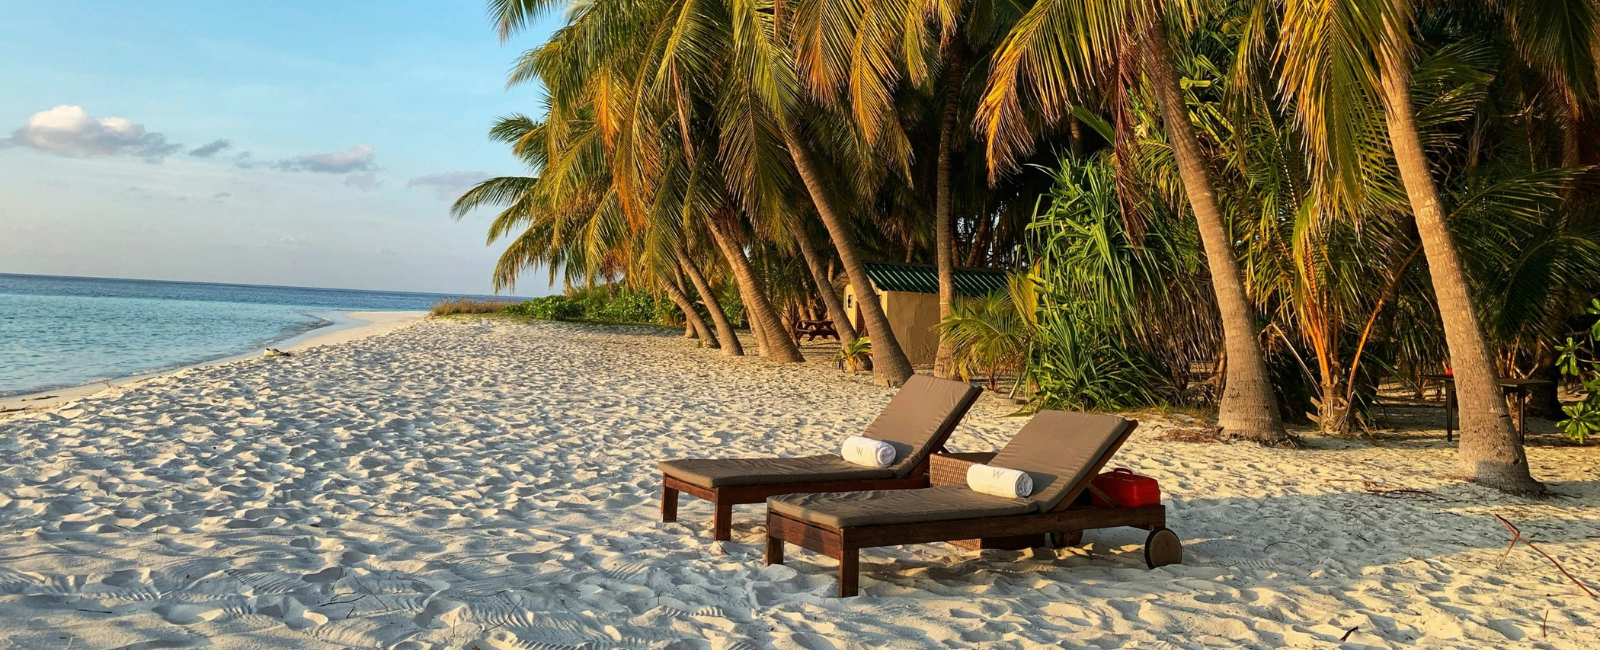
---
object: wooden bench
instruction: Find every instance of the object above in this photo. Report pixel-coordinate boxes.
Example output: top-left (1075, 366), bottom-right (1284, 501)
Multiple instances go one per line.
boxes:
top-left (793, 319), bottom-right (840, 342)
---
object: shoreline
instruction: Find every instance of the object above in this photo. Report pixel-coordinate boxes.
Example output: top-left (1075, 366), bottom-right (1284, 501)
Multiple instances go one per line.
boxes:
top-left (0, 309), bottom-right (425, 416)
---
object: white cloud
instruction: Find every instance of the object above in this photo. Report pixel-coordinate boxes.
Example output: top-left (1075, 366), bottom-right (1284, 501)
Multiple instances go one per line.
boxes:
top-left (406, 170), bottom-right (488, 201)
top-left (188, 139), bottom-right (232, 158)
top-left (4, 105), bottom-right (181, 160)
top-left (343, 172), bottom-right (382, 191)
top-left (274, 143), bottom-right (377, 173)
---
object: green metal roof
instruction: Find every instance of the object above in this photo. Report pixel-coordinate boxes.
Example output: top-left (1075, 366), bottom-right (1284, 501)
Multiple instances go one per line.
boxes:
top-left (863, 261), bottom-right (1010, 298)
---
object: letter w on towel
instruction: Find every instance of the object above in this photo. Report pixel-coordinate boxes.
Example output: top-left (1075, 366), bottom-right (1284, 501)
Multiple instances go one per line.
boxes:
top-left (841, 436), bottom-right (896, 468)
top-left (967, 464), bottom-right (1034, 498)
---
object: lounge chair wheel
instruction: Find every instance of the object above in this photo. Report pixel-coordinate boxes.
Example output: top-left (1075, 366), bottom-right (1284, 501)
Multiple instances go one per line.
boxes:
top-left (1143, 527), bottom-right (1182, 569)
top-left (1049, 530), bottom-right (1083, 547)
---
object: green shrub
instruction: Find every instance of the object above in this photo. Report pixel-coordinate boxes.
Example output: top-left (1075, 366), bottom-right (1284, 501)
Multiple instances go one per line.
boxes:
top-left (1022, 154), bottom-right (1171, 410)
top-left (1555, 299), bottom-right (1600, 444)
top-left (431, 298), bottom-right (517, 316)
top-left (508, 286), bottom-right (675, 324)
top-left (506, 295), bottom-right (583, 320)
top-left (836, 337), bottom-right (873, 373)
top-left (587, 287), bottom-right (659, 323)
top-left (1027, 304), bottom-right (1165, 411)
top-left (717, 284), bottom-right (747, 328)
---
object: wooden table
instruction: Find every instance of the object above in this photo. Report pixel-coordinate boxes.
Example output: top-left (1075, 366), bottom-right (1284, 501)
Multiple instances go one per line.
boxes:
top-left (1420, 374), bottom-right (1554, 443)
top-left (793, 319), bottom-right (840, 342)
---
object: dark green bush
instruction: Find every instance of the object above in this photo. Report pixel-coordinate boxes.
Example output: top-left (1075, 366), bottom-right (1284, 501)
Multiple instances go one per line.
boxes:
top-left (505, 295), bottom-right (583, 320)
top-left (431, 298), bottom-right (517, 316)
top-left (585, 287), bottom-right (659, 323)
top-left (507, 286), bottom-right (674, 324)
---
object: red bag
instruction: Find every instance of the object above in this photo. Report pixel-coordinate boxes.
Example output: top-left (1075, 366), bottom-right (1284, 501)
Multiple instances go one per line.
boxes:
top-left (1090, 468), bottom-right (1161, 508)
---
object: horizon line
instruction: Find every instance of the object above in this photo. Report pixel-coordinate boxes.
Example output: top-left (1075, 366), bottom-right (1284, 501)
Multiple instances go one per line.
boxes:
top-left (0, 271), bottom-right (528, 300)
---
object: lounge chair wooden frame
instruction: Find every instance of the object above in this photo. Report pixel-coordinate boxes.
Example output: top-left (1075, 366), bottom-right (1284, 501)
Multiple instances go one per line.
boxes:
top-left (662, 452), bottom-right (941, 541)
top-left (764, 421), bottom-right (1182, 596)
top-left (662, 378), bottom-right (981, 541)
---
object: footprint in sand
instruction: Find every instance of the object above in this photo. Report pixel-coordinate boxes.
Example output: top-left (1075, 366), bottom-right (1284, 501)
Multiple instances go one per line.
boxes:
top-left (303, 567), bottom-right (343, 583)
top-left (102, 568), bottom-right (152, 588)
top-left (414, 597), bottom-right (468, 629)
top-left (153, 603), bottom-right (224, 625)
top-left (251, 594), bottom-right (328, 630)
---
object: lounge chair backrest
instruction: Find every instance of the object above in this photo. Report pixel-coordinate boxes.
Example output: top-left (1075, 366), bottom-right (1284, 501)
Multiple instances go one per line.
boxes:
top-left (986, 411), bottom-right (1135, 512)
top-left (863, 375), bottom-right (983, 477)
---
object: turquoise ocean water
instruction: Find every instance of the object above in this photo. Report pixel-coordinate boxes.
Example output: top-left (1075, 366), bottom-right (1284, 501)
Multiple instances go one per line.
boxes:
top-left (0, 273), bottom-right (513, 397)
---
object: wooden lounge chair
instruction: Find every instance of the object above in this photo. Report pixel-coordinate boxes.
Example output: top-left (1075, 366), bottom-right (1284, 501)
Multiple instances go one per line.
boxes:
top-left (763, 411), bottom-right (1181, 596)
top-left (659, 375), bottom-right (983, 541)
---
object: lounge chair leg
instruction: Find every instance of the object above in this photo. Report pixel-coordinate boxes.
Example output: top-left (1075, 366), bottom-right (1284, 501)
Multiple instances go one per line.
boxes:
top-left (765, 536), bottom-right (784, 565)
top-left (712, 502), bottom-right (733, 541)
top-left (661, 486), bottom-right (678, 523)
top-left (838, 550), bottom-right (859, 597)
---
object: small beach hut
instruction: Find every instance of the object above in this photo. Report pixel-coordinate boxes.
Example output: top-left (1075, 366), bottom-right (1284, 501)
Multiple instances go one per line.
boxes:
top-left (842, 262), bottom-right (1010, 366)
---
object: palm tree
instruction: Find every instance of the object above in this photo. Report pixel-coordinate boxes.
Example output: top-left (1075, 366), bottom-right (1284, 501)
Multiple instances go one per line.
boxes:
top-left (662, 264), bottom-right (720, 346)
top-left (781, 122), bottom-right (918, 384)
top-left (792, 220), bottom-right (860, 346)
top-left (489, 0), bottom-right (810, 362)
top-left (791, 0), bottom-right (1025, 379)
top-left (705, 206), bottom-right (806, 361)
top-left (979, 0), bottom-right (1289, 442)
top-left (1491, 0), bottom-right (1596, 169)
top-left (1375, 5), bottom-right (1540, 493)
top-left (714, 0), bottom-right (918, 384)
top-left (1277, 0), bottom-right (1546, 493)
top-left (677, 243), bottom-right (745, 355)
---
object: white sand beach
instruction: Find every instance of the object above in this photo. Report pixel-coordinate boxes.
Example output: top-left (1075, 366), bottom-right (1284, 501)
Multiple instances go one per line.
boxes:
top-left (1, 317), bottom-right (1596, 649)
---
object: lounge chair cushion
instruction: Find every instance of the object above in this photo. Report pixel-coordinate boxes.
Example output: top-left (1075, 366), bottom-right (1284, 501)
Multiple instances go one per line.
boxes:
top-left (660, 455), bottom-right (895, 488)
top-left (863, 375), bottom-right (983, 477)
top-left (768, 485), bottom-right (1035, 529)
top-left (987, 411), bottom-right (1133, 512)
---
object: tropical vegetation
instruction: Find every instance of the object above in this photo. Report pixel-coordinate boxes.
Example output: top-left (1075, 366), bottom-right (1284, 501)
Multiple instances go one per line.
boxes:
top-left (504, 284), bottom-right (708, 325)
top-left (456, 0), bottom-right (1600, 495)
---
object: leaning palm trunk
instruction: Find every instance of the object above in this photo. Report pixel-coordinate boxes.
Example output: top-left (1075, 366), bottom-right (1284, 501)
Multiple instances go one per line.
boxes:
top-left (933, 56), bottom-right (965, 379)
top-left (794, 226), bottom-right (859, 347)
top-left (1142, 24), bottom-right (1287, 443)
top-left (1377, 25), bottom-right (1543, 494)
top-left (780, 123), bottom-right (915, 385)
top-left (678, 249), bottom-right (744, 356)
top-left (705, 217), bottom-right (805, 362)
top-left (663, 270), bottom-right (718, 348)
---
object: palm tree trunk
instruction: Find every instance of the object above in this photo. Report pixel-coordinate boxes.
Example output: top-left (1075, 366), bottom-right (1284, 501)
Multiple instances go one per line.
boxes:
top-left (933, 55), bottom-right (966, 379)
top-left (664, 269), bottom-right (718, 347)
top-left (1069, 114), bottom-right (1084, 158)
top-left (1142, 24), bottom-right (1287, 442)
top-left (794, 224), bottom-right (859, 345)
top-left (1377, 30), bottom-right (1544, 494)
top-left (678, 248), bottom-right (743, 356)
top-left (965, 214), bottom-right (992, 267)
top-left (705, 216), bottom-right (805, 362)
top-left (746, 294), bottom-right (770, 351)
top-left (1562, 88), bottom-right (1582, 169)
top-left (781, 122), bottom-right (915, 385)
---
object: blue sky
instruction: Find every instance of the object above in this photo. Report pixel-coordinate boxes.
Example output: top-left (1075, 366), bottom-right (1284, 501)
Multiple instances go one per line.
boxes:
top-left (0, 1), bottom-right (562, 295)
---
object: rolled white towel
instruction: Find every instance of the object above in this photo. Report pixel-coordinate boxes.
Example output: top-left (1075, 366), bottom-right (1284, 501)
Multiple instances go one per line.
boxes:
top-left (967, 464), bottom-right (1034, 499)
top-left (841, 436), bottom-right (896, 468)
